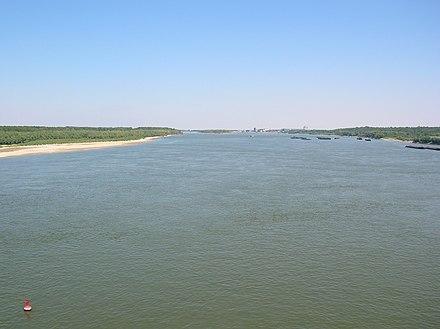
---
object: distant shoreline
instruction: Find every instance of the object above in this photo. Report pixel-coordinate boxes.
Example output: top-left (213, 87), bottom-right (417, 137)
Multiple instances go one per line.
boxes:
top-left (0, 136), bottom-right (166, 158)
top-left (381, 137), bottom-right (412, 143)
top-left (285, 127), bottom-right (440, 145)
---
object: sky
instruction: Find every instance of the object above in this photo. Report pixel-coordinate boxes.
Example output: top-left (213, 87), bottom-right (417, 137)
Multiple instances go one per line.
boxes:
top-left (1, 0), bottom-right (439, 129)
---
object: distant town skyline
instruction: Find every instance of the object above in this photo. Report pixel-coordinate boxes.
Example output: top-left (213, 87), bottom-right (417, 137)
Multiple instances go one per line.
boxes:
top-left (1, 0), bottom-right (439, 130)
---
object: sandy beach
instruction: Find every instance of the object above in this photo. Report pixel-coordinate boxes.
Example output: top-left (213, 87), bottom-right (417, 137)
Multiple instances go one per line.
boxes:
top-left (381, 137), bottom-right (412, 143)
top-left (0, 136), bottom-right (163, 158)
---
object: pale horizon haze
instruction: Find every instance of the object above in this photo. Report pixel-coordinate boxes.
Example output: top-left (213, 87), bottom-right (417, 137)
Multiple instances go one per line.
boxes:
top-left (1, 0), bottom-right (439, 130)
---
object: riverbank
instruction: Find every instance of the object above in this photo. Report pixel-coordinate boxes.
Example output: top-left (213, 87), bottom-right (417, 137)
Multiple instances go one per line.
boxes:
top-left (381, 137), bottom-right (412, 143)
top-left (286, 127), bottom-right (440, 145)
top-left (0, 136), bottom-right (164, 158)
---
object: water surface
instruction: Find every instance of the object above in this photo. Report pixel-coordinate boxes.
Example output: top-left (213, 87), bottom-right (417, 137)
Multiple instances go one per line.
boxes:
top-left (1, 133), bottom-right (439, 328)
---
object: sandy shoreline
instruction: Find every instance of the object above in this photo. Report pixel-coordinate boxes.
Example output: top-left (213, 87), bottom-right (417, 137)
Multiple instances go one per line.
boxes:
top-left (381, 137), bottom-right (412, 143)
top-left (0, 136), bottom-right (165, 158)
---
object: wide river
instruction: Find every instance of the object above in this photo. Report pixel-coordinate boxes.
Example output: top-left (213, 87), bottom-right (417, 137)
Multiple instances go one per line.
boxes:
top-left (1, 133), bottom-right (439, 328)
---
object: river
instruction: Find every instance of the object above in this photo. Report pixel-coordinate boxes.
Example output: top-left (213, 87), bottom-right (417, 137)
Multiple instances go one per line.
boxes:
top-left (1, 133), bottom-right (439, 328)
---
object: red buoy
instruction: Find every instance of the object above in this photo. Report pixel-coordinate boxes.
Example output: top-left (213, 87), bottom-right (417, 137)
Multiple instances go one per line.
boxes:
top-left (23, 299), bottom-right (32, 311)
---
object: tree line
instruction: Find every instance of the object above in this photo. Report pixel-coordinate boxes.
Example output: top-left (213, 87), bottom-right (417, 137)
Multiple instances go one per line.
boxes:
top-left (0, 126), bottom-right (181, 146)
top-left (192, 130), bottom-right (237, 134)
top-left (286, 126), bottom-right (440, 145)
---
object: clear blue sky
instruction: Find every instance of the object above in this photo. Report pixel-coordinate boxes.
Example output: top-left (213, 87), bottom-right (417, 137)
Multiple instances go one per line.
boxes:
top-left (1, 0), bottom-right (439, 129)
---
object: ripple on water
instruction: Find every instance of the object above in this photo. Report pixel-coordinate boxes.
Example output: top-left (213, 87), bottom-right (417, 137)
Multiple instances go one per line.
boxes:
top-left (1, 133), bottom-right (439, 328)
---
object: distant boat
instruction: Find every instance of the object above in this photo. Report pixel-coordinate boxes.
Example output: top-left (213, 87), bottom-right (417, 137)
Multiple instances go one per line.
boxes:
top-left (290, 136), bottom-right (311, 140)
top-left (405, 145), bottom-right (425, 149)
top-left (365, 138), bottom-right (371, 141)
top-left (317, 136), bottom-right (331, 140)
top-left (406, 145), bottom-right (440, 151)
top-left (357, 137), bottom-right (363, 140)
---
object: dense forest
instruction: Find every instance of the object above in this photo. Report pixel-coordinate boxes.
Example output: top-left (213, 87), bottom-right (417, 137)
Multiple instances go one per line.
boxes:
top-left (287, 127), bottom-right (440, 145)
top-left (0, 126), bottom-right (181, 147)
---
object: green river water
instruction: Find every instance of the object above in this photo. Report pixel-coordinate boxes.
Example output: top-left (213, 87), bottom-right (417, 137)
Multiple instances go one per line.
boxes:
top-left (1, 133), bottom-right (439, 328)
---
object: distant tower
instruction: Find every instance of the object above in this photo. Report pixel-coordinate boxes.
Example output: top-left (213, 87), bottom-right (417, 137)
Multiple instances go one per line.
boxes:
top-left (253, 127), bottom-right (257, 133)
